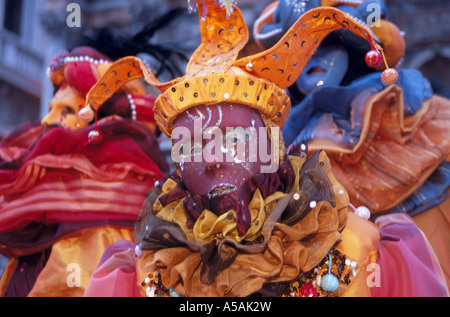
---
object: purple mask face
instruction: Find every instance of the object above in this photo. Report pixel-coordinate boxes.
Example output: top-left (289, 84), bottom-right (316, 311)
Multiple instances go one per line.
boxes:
top-left (172, 103), bottom-right (272, 205)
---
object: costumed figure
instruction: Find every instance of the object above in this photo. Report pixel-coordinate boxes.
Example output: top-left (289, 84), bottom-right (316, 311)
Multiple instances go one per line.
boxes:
top-left (81, 0), bottom-right (447, 297)
top-left (0, 9), bottom-right (186, 296)
top-left (254, 0), bottom-right (450, 290)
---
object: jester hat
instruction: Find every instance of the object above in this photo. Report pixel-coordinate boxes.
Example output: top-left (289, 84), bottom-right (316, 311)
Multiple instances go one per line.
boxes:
top-left (254, 0), bottom-right (405, 70)
top-left (45, 46), bottom-right (157, 131)
top-left (80, 0), bottom-right (394, 138)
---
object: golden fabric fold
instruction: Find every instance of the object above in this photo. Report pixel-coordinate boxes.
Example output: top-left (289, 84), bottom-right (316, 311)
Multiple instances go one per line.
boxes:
top-left (27, 227), bottom-right (134, 297)
top-left (335, 212), bottom-right (380, 297)
top-left (413, 191), bottom-right (450, 290)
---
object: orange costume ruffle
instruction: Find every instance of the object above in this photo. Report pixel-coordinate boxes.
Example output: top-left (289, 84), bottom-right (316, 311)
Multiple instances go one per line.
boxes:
top-left (135, 151), bottom-right (354, 296)
top-left (305, 87), bottom-right (450, 288)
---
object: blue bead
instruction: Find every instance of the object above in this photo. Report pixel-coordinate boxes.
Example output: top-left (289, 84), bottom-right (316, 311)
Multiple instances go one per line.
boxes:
top-left (321, 274), bottom-right (339, 292)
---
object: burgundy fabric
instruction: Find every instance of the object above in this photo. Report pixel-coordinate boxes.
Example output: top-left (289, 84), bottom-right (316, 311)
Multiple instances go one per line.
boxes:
top-left (3, 248), bottom-right (51, 297)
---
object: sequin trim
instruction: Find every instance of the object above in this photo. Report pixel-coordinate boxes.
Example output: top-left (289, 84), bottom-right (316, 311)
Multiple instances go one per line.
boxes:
top-left (281, 249), bottom-right (358, 297)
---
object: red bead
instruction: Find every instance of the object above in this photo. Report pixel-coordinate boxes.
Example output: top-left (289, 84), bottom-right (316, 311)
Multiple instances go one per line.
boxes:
top-left (299, 283), bottom-right (318, 297)
top-left (365, 50), bottom-right (382, 68)
top-left (381, 68), bottom-right (399, 85)
top-left (88, 129), bottom-right (103, 144)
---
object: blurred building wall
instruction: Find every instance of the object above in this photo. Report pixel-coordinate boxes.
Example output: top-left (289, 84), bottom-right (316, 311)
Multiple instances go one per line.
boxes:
top-left (387, 0), bottom-right (450, 98)
top-left (0, 0), bottom-right (48, 137)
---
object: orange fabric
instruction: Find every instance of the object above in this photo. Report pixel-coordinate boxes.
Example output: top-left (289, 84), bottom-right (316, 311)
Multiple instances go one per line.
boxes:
top-left (337, 212), bottom-right (380, 297)
top-left (413, 192), bottom-right (450, 290)
top-left (308, 90), bottom-right (450, 213)
top-left (27, 227), bottom-right (134, 297)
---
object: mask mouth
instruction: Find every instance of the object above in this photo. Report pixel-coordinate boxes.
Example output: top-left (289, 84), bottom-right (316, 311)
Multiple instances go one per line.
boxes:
top-left (42, 122), bottom-right (62, 132)
top-left (307, 66), bottom-right (327, 74)
top-left (208, 183), bottom-right (237, 198)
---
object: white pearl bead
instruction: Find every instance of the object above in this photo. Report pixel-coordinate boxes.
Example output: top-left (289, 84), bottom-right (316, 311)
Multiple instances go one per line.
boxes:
top-left (78, 106), bottom-right (95, 122)
top-left (134, 244), bottom-right (143, 257)
top-left (146, 286), bottom-right (155, 297)
top-left (355, 206), bottom-right (371, 220)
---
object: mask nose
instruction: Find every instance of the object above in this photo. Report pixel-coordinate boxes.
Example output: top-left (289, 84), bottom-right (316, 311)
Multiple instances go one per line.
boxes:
top-left (207, 159), bottom-right (222, 171)
top-left (41, 108), bottom-right (60, 127)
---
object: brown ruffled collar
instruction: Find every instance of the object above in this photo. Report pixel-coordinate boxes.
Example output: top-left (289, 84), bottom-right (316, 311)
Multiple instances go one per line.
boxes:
top-left (135, 149), bottom-right (349, 296)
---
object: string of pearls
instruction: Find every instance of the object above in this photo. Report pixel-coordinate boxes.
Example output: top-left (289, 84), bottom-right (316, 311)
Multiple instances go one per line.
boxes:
top-left (62, 55), bottom-right (111, 65)
top-left (127, 93), bottom-right (137, 121)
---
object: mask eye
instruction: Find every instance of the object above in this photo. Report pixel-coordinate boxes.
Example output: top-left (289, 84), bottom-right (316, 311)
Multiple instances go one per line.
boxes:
top-left (61, 106), bottom-right (76, 116)
top-left (224, 127), bottom-right (251, 146)
top-left (178, 141), bottom-right (203, 159)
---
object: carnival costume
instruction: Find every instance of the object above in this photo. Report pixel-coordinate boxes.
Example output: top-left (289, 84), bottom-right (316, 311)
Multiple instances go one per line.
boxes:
top-left (0, 11), bottom-right (186, 295)
top-left (82, 0), bottom-right (448, 297)
top-left (254, 0), bottom-right (450, 289)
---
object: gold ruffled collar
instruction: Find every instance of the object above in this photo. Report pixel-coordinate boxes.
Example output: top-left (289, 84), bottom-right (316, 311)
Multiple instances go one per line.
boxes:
top-left (135, 150), bottom-right (349, 296)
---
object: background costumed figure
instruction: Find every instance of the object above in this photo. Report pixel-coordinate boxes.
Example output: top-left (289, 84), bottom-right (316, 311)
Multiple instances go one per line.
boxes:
top-left (0, 9), bottom-right (187, 296)
top-left (254, 0), bottom-right (450, 290)
top-left (81, 0), bottom-right (447, 297)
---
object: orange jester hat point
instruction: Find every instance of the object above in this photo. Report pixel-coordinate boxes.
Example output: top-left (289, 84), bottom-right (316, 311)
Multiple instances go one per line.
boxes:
top-left (80, 0), bottom-right (397, 142)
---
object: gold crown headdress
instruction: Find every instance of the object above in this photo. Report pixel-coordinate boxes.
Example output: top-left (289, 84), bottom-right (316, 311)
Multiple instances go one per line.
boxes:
top-left (79, 0), bottom-right (395, 139)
